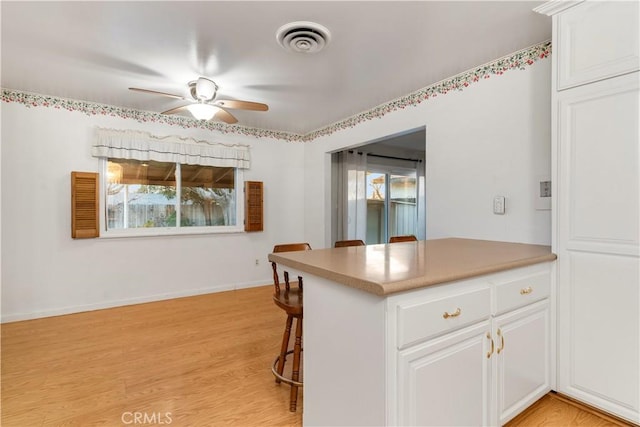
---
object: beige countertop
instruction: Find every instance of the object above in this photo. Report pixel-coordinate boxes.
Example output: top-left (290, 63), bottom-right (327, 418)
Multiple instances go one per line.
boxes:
top-left (268, 238), bottom-right (557, 296)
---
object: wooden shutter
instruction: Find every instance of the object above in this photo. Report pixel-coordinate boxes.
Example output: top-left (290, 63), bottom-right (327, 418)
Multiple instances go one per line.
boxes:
top-left (71, 172), bottom-right (99, 238)
top-left (244, 181), bottom-right (263, 232)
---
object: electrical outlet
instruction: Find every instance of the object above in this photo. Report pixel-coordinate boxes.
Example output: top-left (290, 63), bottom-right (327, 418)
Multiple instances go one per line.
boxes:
top-left (536, 175), bottom-right (552, 210)
top-left (255, 259), bottom-right (259, 266)
top-left (540, 181), bottom-right (551, 197)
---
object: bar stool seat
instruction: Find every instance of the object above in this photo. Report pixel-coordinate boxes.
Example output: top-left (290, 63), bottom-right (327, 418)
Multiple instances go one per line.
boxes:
top-left (270, 243), bottom-right (311, 412)
top-left (272, 288), bottom-right (303, 315)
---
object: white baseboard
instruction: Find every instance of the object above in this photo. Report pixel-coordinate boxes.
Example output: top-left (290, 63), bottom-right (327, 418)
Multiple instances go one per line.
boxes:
top-left (1, 280), bottom-right (269, 323)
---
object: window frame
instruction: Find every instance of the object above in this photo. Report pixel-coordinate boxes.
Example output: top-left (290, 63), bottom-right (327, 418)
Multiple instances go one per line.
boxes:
top-left (98, 158), bottom-right (245, 238)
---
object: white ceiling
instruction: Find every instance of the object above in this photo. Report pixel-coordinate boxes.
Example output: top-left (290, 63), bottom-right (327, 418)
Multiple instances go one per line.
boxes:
top-left (1, 1), bottom-right (551, 136)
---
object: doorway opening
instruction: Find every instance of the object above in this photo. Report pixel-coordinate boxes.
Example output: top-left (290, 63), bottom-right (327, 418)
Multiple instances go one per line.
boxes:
top-left (331, 127), bottom-right (426, 246)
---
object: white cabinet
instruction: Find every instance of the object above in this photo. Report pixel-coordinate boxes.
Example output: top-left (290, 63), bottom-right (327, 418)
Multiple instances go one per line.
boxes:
top-left (536, 1), bottom-right (640, 423)
top-left (557, 73), bottom-right (640, 256)
top-left (398, 321), bottom-right (492, 426)
top-left (555, 0), bottom-right (639, 89)
top-left (300, 261), bottom-right (553, 426)
top-left (492, 300), bottom-right (550, 425)
top-left (390, 264), bottom-right (552, 426)
top-left (556, 72), bottom-right (639, 423)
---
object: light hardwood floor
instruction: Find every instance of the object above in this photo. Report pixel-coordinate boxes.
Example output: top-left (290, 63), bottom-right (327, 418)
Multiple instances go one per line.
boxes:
top-left (1, 285), bottom-right (631, 426)
top-left (507, 392), bottom-right (633, 427)
top-left (2, 286), bottom-right (301, 426)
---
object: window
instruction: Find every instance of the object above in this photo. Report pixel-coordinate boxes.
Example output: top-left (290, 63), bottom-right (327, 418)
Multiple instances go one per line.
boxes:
top-left (92, 128), bottom-right (250, 237)
top-left (180, 163), bottom-right (236, 227)
top-left (103, 159), bottom-right (241, 235)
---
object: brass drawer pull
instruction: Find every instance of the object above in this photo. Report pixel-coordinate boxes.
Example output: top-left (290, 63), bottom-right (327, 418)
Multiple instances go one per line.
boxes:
top-left (520, 286), bottom-right (533, 295)
top-left (443, 307), bottom-right (461, 319)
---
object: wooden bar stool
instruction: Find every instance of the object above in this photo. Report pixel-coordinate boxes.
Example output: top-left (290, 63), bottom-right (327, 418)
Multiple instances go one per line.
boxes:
top-left (389, 234), bottom-right (418, 243)
top-left (270, 243), bottom-right (311, 412)
top-left (334, 239), bottom-right (365, 248)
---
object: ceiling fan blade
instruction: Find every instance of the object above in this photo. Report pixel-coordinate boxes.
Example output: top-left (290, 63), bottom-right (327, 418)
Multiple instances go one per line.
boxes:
top-left (129, 87), bottom-right (185, 100)
top-left (214, 108), bottom-right (238, 124)
top-left (161, 105), bottom-right (190, 115)
top-left (213, 99), bottom-right (269, 111)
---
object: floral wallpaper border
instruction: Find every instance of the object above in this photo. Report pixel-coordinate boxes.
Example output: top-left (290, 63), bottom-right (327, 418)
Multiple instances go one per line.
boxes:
top-left (1, 41), bottom-right (550, 143)
top-left (0, 89), bottom-right (303, 142)
top-left (304, 41), bottom-right (551, 142)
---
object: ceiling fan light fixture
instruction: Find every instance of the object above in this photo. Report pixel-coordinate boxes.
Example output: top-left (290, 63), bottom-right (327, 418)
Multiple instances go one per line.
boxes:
top-left (186, 103), bottom-right (217, 121)
top-left (195, 77), bottom-right (217, 100)
top-left (131, 77), bottom-right (265, 125)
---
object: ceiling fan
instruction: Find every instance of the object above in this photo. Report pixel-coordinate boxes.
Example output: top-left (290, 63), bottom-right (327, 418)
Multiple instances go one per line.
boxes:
top-left (129, 77), bottom-right (268, 124)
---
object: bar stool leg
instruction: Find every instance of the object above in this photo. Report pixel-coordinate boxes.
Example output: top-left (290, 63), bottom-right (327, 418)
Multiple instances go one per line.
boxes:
top-left (276, 314), bottom-right (293, 383)
top-left (290, 316), bottom-right (303, 412)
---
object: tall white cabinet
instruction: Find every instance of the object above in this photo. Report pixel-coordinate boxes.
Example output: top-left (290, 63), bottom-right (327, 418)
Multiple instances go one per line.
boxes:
top-left (536, 1), bottom-right (639, 423)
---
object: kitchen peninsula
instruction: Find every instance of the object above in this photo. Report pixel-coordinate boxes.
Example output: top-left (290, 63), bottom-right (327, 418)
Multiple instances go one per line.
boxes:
top-left (269, 238), bottom-right (557, 426)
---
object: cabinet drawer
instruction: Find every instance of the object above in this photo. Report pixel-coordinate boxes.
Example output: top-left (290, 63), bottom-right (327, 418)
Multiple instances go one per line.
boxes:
top-left (396, 287), bottom-right (491, 349)
top-left (494, 271), bottom-right (550, 315)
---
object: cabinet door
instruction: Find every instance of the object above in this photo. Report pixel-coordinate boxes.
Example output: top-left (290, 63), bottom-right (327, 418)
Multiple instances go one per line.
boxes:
top-left (397, 321), bottom-right (491, 426)
top-left (556, 72), bottom-right (640, 424)
top-left (558, 72), bottom-right (640, 256)
top-left (556, 0), bottom-right (639, 90)
top-left (493, 300), bottom-right (551, 425)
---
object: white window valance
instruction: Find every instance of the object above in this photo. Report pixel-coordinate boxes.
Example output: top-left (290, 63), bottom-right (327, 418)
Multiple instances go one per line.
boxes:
top-left (91, 128), bottom-right (250, 169)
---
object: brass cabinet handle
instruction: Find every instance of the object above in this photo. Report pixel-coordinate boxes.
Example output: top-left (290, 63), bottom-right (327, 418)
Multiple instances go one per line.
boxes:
top-left (497, 328), bottom-right (505, 354)
top-left (486, 332), bottom-right (494, 358)
top-left (520, 286), bottom-right (533, 295)
top-left (443, 307), bottom-right (461, 319)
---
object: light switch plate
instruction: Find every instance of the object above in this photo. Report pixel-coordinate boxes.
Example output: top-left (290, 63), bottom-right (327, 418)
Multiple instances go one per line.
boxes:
top-left (493, 196), bottom-right (505, 215)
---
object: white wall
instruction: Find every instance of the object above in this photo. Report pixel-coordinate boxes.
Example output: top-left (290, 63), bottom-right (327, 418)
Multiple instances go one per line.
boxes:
top-left (1, 57), bottom-right (552, 321)
top-left (0, 103), bottom-right (305, 321)
top-left (304, 58), bottom-right (552, 248)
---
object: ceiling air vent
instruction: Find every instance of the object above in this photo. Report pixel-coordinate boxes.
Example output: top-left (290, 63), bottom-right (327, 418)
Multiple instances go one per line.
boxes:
top-left (276, 21), bottom-right (331, 54)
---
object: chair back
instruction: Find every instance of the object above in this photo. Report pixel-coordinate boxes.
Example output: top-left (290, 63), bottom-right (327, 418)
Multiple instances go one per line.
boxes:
top-left (271, 243), bottom-right (312, 293)
top-left (273, 243), bottom-right (312, 253)
top-left (389, 235), bottom-right (418, 243)
top-left (334, 239), bottom-right (365, 248)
